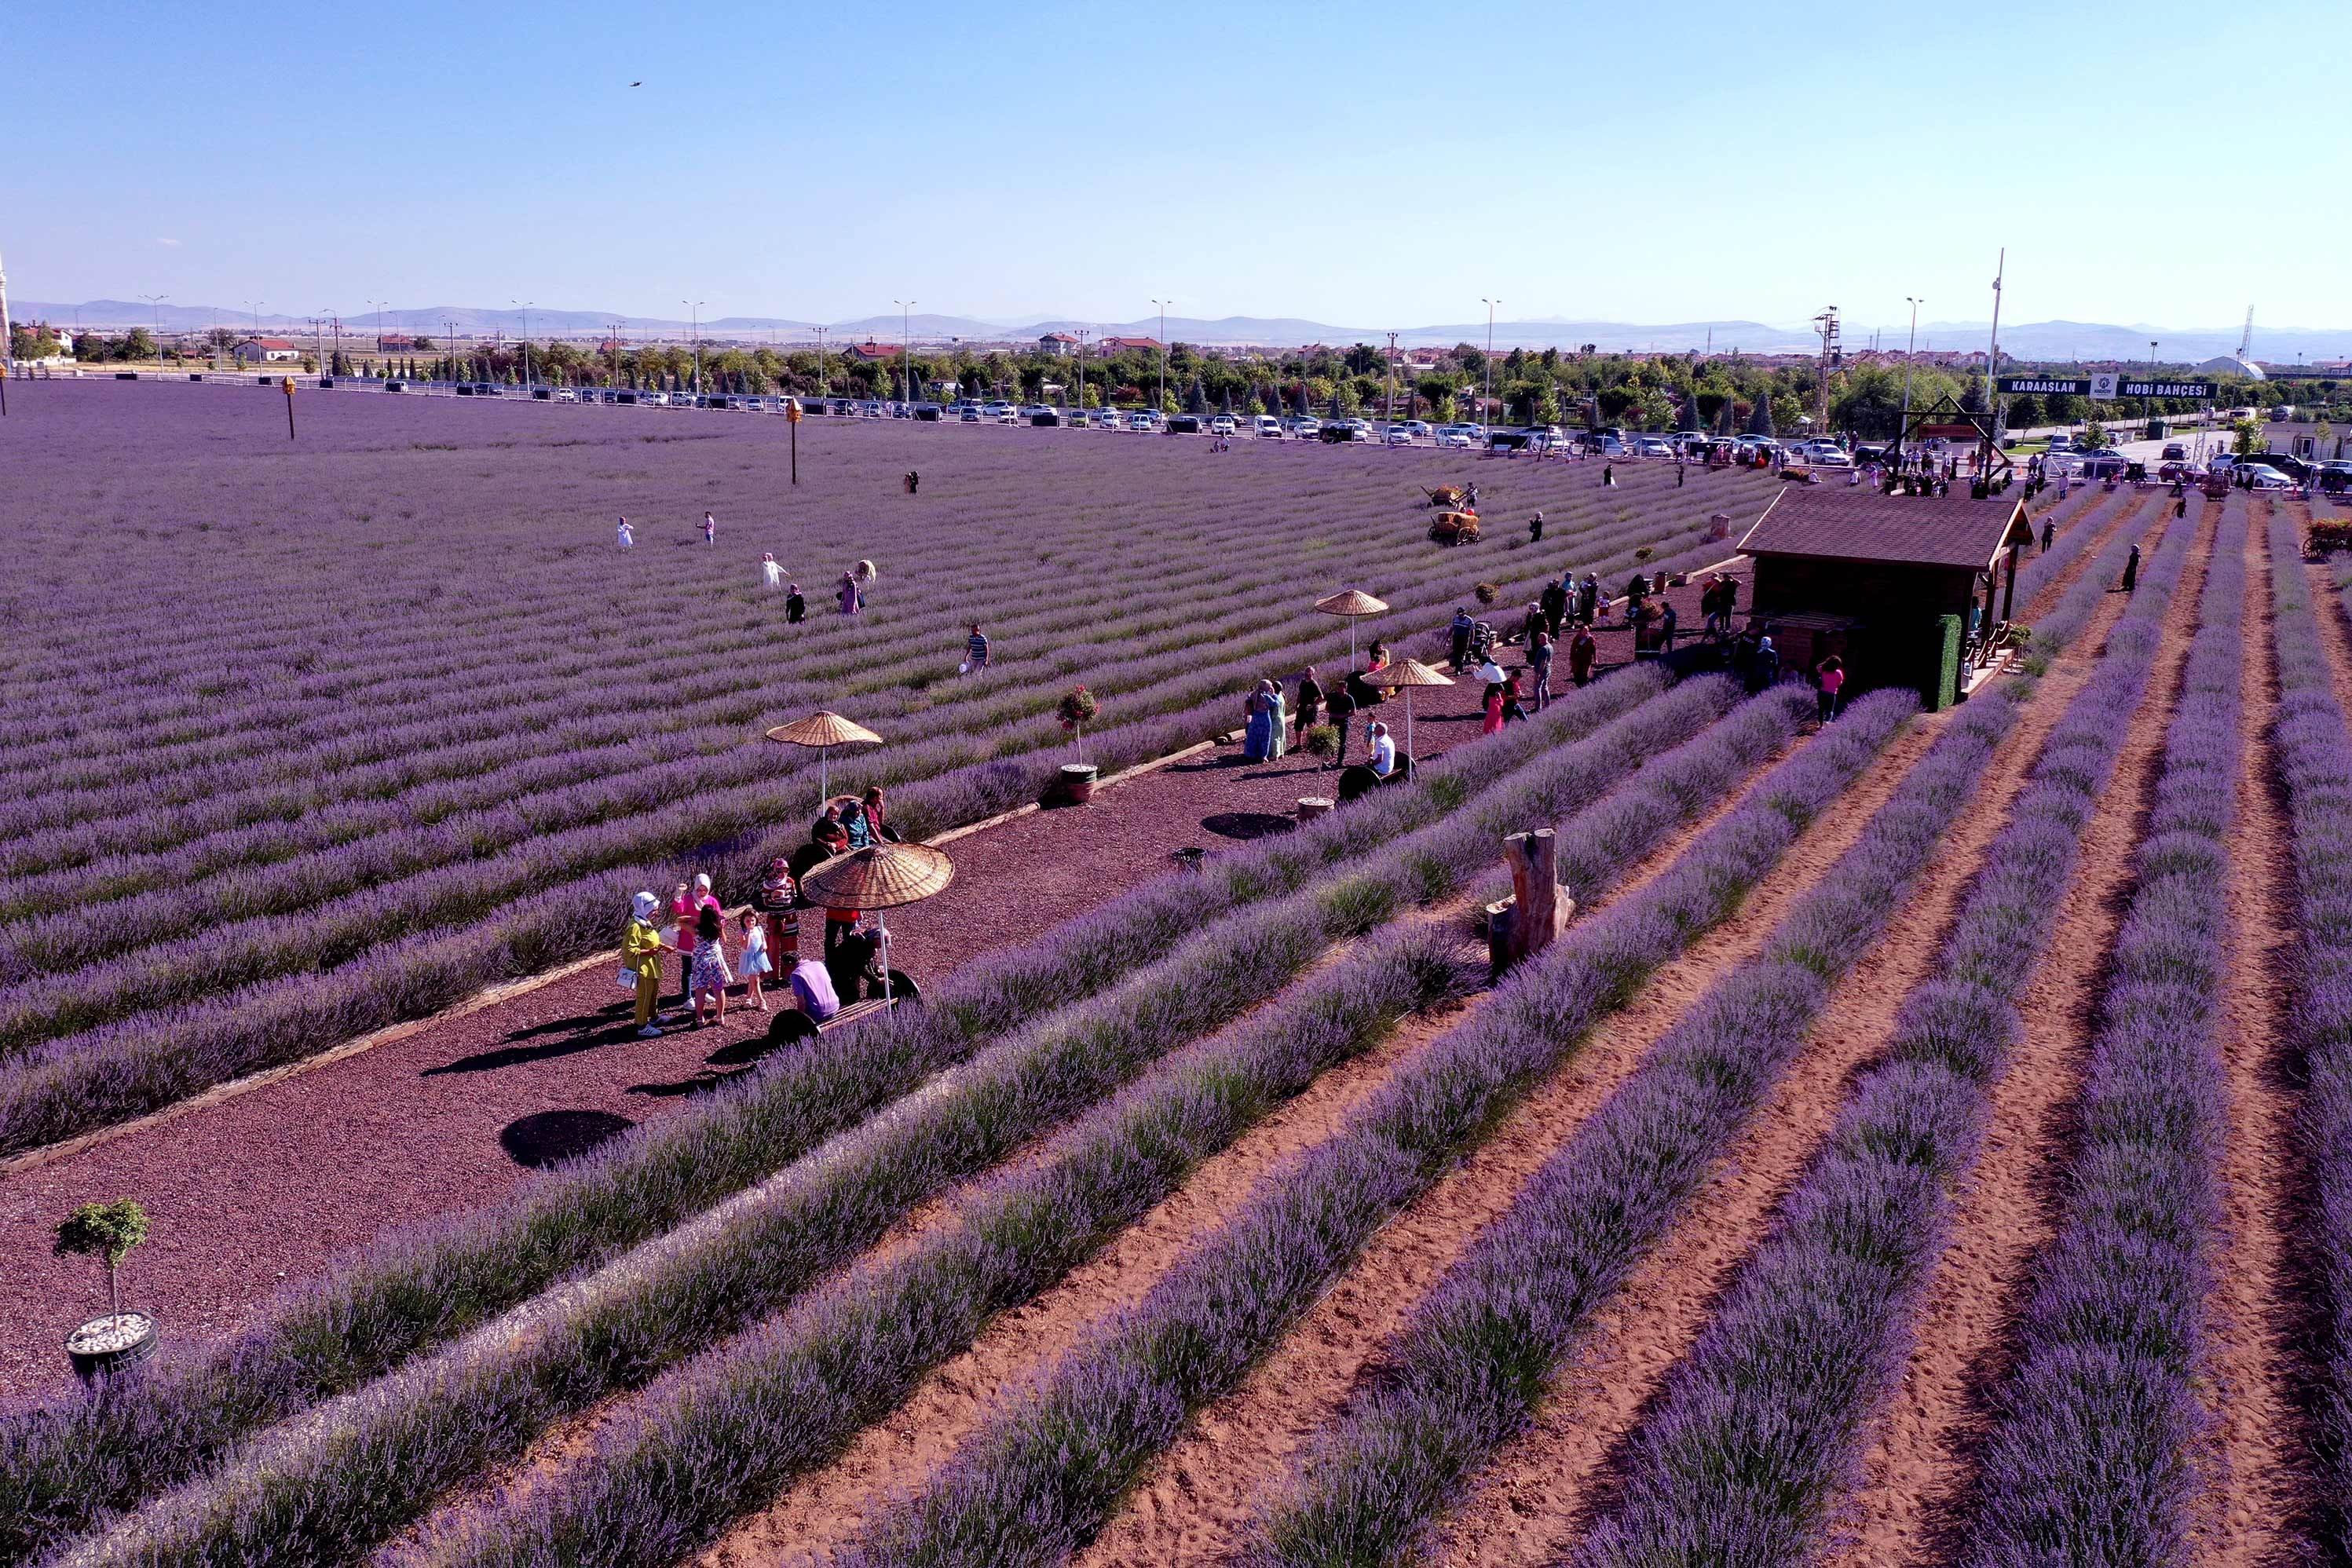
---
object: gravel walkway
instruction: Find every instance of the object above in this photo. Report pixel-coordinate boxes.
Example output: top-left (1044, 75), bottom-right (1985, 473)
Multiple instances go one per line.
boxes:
top-left (0, 668), bottom-right (1521, 1397)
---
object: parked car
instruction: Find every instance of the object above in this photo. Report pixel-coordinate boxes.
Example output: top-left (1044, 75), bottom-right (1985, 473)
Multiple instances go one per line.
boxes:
top-left (2241, 465), bottom-right (2297, 490)
top-left (1434, 425), bottom-right (1476, 449)
top-left (1383, 426), bottom-right (1414, 445)
top-left (1286, 417), bottom-right (1322, 440)
top-left (1209, 415), bottom-right (1236, 435)
top-left (1169, 414), bottom-right (1203, 433)
top-left (1030, 409), bottom-right (1063, 426)
top-left (1810, 451), bottom-right (1856, 469)
top-left (2161, 442), bottom-right (2188, 462)
top-left (1253, 415), bottom-right (1283, 438)
top-left (1634, 437), bottom-right (1677, 459)
top-left (1127, 411), bottom-right (1158, 432)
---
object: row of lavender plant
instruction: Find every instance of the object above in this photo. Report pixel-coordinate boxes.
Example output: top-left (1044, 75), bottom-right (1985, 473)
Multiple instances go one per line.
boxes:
top-left (2024, 489), bottom-right (2171, 659)
top-left (2277, 513), bottom-right (2352, 1552)
top-left (1958, 499), bottom-right (2237, 1563)
top-left (0, 666), bottom-right (1679, 1559)
top-left (1560, 501), bottom-right (2212, 1566)
top-left (2008, 481), bottom-right (2130, 608)
top-left (822, 689), bottom-right (1917, 1568)
top-left (0, 491), bottom-right (1712, 1050)
top-left (1254, 673), bottom-right (2035, 1567)
top-left (50, 688), bottom-right (1805, 1568)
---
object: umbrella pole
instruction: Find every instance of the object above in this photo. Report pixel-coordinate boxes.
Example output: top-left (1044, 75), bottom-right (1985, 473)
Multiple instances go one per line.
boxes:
top-left (820, 747), bottom-right (829, 813)
top-left (1406, 689), bottom-right (1415, 762)
top-left (876, 912), bottom-right (893, 1003)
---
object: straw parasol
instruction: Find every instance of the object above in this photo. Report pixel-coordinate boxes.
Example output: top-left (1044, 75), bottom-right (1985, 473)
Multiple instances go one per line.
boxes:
top-left (798, 842), bottom-right (955, 1003)
top-left (1373, 657), bottom-right (1454, 761)
top-left (1315, 588), bottom-right (1389, 666)
top-left (765, 711), bottom-right (883, 809)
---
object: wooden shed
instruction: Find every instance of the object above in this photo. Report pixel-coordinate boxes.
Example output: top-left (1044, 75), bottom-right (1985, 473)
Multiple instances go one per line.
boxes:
top-left (1736, 484), bottom-right (2035, 711)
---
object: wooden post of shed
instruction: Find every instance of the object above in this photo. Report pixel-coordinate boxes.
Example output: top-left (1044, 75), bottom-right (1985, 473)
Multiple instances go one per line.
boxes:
top-left (2000, 539), bottom-right (2020, 623)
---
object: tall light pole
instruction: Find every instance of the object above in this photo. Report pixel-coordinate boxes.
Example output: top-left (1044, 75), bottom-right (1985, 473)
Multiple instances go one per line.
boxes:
top-left (1075, 328), bottom-right (1087, 411)
top-left (0, 247), bottom-right (13, 371)
top-left (814, 324), bottom-right (829, 394)
top-left (138, 294), bottom-right (168, 370)
top-left (243, 299), bottom-right (265, 349)
top-left (515, 299), bottom-right (535, 389)
top-left (1896, 296), bottom-right (1922, 459)
top-left (1481, 298), bottom-right (1500, 426)
top-left (1152, 298), bottom-right (1171, 413)
top-left (366, 298), bottom-right (385, 354)
top-left (1384, 331), bottom-right (1399, 427)
top-left (682, 300), bottom-right (704, 394)
top-left (894, 299), bottom-right (915, 404)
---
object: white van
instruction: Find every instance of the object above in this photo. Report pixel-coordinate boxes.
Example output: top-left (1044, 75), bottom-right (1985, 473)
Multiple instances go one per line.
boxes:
top-left (1253, 415), bottom-right (1283, 438)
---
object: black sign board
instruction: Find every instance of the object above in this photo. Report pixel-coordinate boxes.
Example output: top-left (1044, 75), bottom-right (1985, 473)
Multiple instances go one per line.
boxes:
top-left (1996, 376), bottom-right (2090, 396)
top-left (2117, 379), bottom-right (2214, 400)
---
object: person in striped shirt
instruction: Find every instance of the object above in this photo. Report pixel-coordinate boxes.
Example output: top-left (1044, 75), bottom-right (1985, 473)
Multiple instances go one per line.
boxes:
top-left (964, 624), bottom-right (989, 674)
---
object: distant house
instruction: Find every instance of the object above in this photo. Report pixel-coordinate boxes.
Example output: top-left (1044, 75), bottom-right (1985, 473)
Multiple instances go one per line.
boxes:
top-left (1038, 331), bottom-right (1079, 356)
top-left (843, 341), bottom-right (902, 363)
top-left (1099, 336), bottom-right (1162, 357)
top-left (379, 334), bottom-right (419, 353)
top-left (235, 338), bottom-right (303, 364)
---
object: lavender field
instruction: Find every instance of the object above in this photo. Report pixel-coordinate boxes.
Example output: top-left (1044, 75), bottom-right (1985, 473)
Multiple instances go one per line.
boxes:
top-left (5, 382), bottom-right (2338, 1568)
top-left (0, 380), bottom-right (1769, 1155)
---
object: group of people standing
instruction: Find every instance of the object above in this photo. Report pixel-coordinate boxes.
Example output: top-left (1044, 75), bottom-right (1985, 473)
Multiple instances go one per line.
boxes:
top-left (1242, 653), bottom-right (1399, 777)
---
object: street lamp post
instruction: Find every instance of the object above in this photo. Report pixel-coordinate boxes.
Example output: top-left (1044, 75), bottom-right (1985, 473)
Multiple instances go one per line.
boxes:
top-left (1152, 298), bottom-right (1171, 413)
top-left (138, 294), bottom-right (168, 371)
top-left (366, 298), bottom-right (385, 355)
top-left (894, 299), bottom-right (915, 404)
top-left (1384, 331), bottom-right (1399, 428)
top-left (815, 325), bottom-right (828, 394)
top-left (515, 300), bottom-right (535, 390)
top-left (1075, 329), bottom-right (1086, 411)
top-left (683, 300), bottom-right (704, 395)
top-left (1896, 295), bottom-right (1922, 459)
top-left (1481, 298), bottom-right (1500, 426)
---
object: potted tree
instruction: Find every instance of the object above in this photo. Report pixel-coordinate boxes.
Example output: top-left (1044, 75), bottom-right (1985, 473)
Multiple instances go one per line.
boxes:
top-left (1057, 685), bottom-right (1100, 803)
top-left (55, 1199), bottom-right (156, 1381)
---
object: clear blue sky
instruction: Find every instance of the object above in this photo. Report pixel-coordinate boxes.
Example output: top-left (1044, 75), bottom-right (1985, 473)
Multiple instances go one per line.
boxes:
top-left (9, 0), bottom-right (2347, 333)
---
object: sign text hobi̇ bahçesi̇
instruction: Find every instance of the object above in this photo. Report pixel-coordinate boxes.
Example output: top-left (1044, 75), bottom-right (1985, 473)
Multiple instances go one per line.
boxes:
top-left (1995, 375), bottom-right (2214, 400)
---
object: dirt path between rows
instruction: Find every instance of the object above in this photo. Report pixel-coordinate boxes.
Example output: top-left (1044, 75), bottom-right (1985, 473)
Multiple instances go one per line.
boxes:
top-left (693, 725), bottom-right (1812, 1568)
top-left (1424, 536), bottom-right (2152, 1568)
top-left (1051, 712), bottom-right (1955, 1568)
top-left (0, 679), bottom-right (1509, 1399)
top-left (2185, 501), bottom-right (2314, 1565)
top-left (1819, 501), bottom-right (2213, 1568)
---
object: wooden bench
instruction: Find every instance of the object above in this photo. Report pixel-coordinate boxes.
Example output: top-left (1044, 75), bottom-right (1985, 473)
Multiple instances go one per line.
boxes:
top-left (761, 970), bottom-right (921, 1047)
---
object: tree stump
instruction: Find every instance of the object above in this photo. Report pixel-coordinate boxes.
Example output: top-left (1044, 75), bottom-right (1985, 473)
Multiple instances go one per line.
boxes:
top-left (1498, 828), bottom-right (1572, 970)
top-left (1297, 796), bottom-right (1334, 822)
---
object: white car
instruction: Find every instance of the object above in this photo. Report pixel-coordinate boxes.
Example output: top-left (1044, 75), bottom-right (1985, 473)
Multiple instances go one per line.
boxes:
top-left (1401, 419), bottom-right (1433, 437)
top-left (2240, 465), bottom-right (2297, 490)
top-left (1634, 437), bottom-right (1676, 459)
top-left (1127, 411), bottom-right (1158, 432)
top-left (1434, 426), bottom-right (1476, 449)
top-left (1384, 426), bottom-right (1414, 445)
top-left (552, 389), bottom-right (579, 403)
top-left (1253, 415), bottom-right (1283, 438)
top-left (1287, 417), bottom-right (1322, 440)
top-left (1209, 415), bottom-right (1236, 435)
top-left (1809, 450), bottom-right (1855, 469)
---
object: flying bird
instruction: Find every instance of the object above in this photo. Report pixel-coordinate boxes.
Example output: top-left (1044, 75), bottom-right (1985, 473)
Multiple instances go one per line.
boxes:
top-left (629, 80), bottom-right (642, 86)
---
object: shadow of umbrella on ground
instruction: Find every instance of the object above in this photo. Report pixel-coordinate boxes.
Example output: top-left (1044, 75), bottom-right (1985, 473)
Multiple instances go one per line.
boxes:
top-left (498, 1109), bottom-right (636, 1169)
top-left (1201, 811), bottom-right (1296, 842)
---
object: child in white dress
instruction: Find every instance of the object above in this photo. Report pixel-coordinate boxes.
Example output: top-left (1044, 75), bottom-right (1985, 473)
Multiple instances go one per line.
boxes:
top-left (761, 553), bottom-right (783, 590)
top-left (737, 908), bottom-right (772, 1010)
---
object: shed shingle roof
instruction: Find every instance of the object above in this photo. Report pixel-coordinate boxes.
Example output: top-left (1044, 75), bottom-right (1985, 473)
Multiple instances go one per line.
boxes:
top-left (1736, 484), bottom-right (2032, 571)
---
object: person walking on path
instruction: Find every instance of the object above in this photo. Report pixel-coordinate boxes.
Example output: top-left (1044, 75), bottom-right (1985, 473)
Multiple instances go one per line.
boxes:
top-left (1816, 655), bottom-right (1845, 722)
top-left (785, 582), bottom-right (806, 623)
top-left (1521, 601), bottom-right (1546, 649)
top-left (964, 623), bottom-right (989, 674)
top-left (1450, 608), bottom-right (1476, 672)
top-left (1529, 630), bottom-right (1553, 711)
top-left (1579, 572), bottom-right (1601, 626)
top-left (690, 905), bottom-right (731, 1026)
top-left (1540, 578), bottom-right (1568, 638)
top-left (616, 517), bottom-right (635, 550)
top-left (1502, 669), bottom-right (1529, 725)
top-left (1295, 666), bottom-right (1323, 730)
top-left (1324, 679), bottom-right (1356, 770)
top-left (1569, 623), bottom-right (1597, 687)
top-left (1658, 601), bottom-right (1677, 654)
top-left (2120, 543), bottom-right (2141, 593)
top-left (2041, 517), bottom-right (2055, 552)
top-left (838, 570), bottom-right (862, 615)
top-left (624, 892), bottom-right (671, 1039)
top-left (702, 511), bottom-right (718, 546)
top-left (1747, 634), bottom-right (1780, 694)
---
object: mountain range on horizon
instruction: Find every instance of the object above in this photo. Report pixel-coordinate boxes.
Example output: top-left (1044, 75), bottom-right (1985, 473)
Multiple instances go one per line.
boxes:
top-left (16, 300), bottom-right (2350, 365)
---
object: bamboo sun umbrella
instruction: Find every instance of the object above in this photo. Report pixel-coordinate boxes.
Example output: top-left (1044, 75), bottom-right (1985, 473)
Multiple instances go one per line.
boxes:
top-left (765, 711), bottom-right (883, 810)
top-left (1314, 588), bottom-right (1388, 667)
top-left (797, 842), bottom-right (955, 1005)
top-left (1373, 657), bottom-right (1453, 762)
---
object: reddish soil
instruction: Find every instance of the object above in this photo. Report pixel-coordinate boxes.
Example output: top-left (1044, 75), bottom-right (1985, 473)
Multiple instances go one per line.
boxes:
top-left (1820, 500), bottom-right (2214, 1567)
top-left (1059, 715), bottom-right (1956, 1567)
top-left (2186, 502), bottom-right (2313, 1564)
top-left (1427, 539), bottom-right (2146, 1568)
top-left (0, 674), bottom-right (1506, 1399)
top-left (696, 715), bottom-right (1816, 1568)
